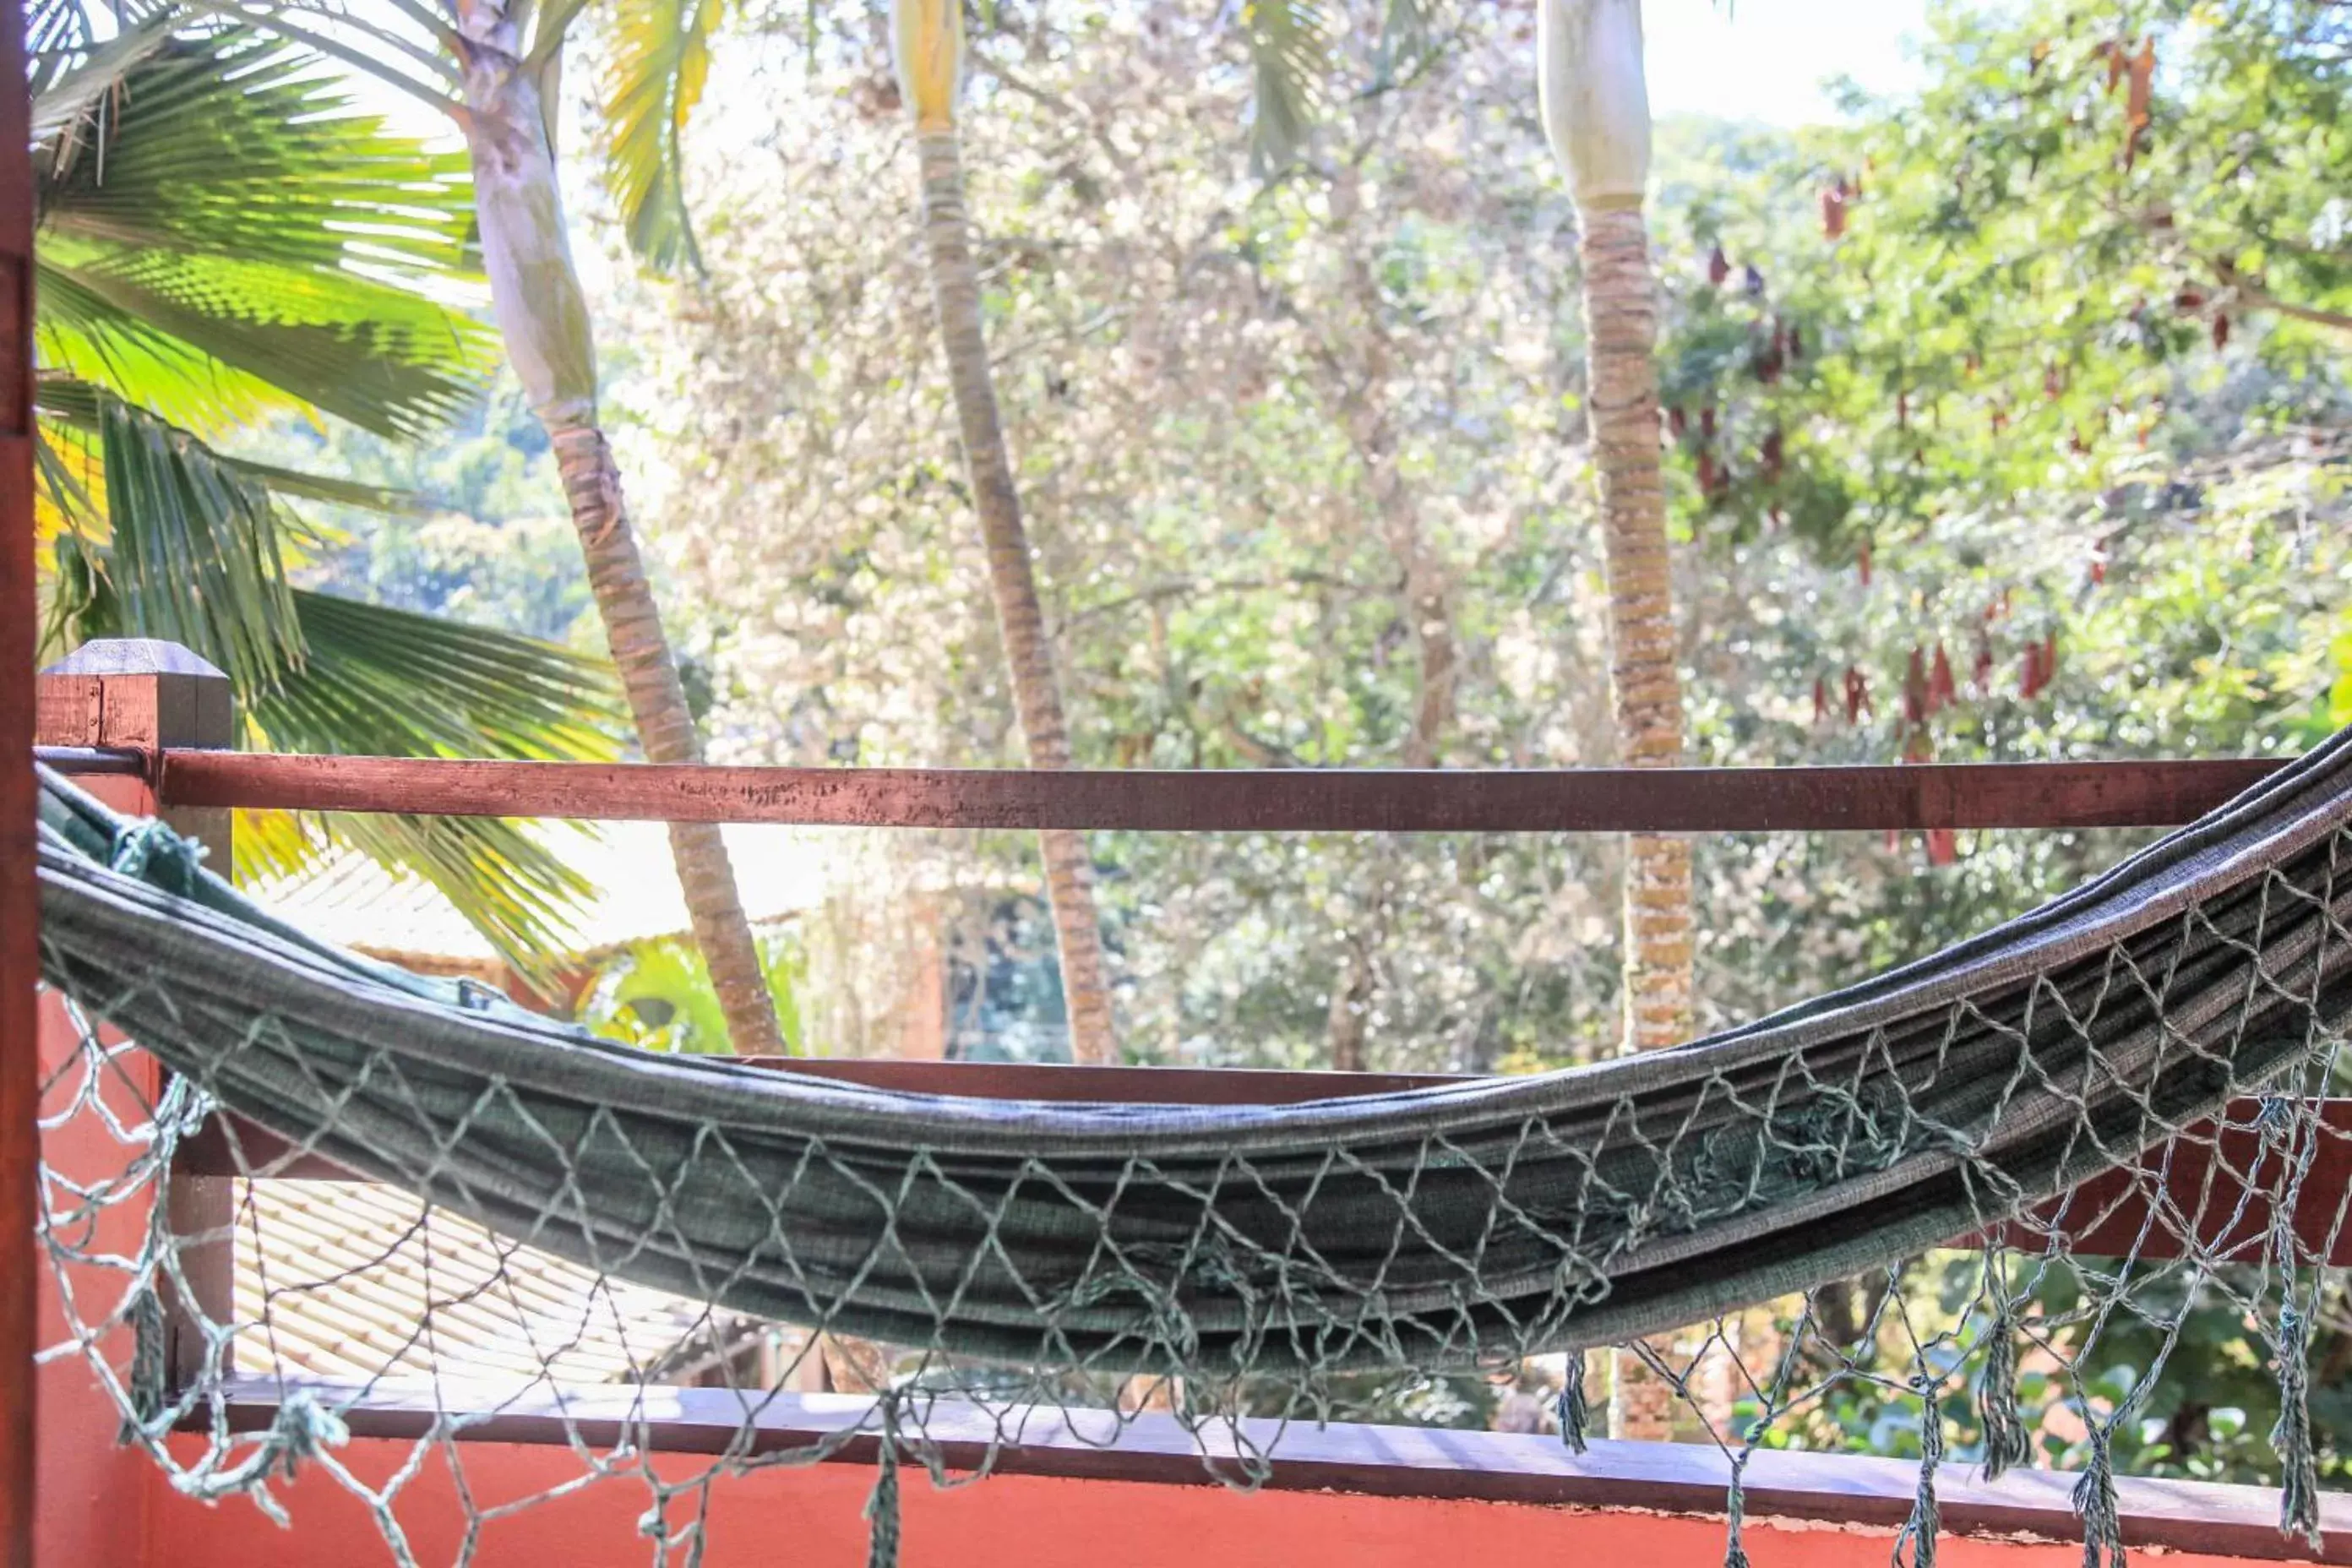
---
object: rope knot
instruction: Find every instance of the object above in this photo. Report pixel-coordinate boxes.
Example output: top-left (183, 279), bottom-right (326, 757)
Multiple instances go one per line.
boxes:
top-left (109, 820), bottom-right (208, 896)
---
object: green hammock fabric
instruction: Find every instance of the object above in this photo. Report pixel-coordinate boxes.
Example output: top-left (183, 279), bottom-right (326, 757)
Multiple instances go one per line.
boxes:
top-left (30, 735), bottom-right (2352, 1376)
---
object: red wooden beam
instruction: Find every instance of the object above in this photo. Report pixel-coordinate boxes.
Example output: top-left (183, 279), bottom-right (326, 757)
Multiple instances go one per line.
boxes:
top-left (144, 749), bottom-right (2286, 832)
top-left (0, 0), bottom-right (37, 1554)
top-left (2011, 1098), bottom-right (2352, 1266)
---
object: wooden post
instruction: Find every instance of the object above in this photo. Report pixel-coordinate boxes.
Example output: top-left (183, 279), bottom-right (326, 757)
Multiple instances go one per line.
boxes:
top-left (0, 0), bottom-right (40, 1554)
top-left (35, 640), bottom-right (237, 1391)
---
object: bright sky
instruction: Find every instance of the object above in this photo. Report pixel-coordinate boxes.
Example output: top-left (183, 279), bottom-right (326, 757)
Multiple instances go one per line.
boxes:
top-left (1642, 0), bottom-right (1933, 126)
top-left (339, 0), bottom-right (1937, 142)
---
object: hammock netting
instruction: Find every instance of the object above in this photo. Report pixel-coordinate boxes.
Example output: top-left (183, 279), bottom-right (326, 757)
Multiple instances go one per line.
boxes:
top-left (27, 737), bottom-right (2352, 1567)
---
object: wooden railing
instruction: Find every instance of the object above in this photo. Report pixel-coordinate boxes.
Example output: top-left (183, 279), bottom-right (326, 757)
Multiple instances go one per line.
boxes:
top-left (37, 742), bottom-right (2289, 831)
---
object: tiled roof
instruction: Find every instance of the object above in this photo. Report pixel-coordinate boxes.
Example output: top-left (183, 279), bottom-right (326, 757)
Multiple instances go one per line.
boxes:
top-left (232, 1180), bottom-right (764, 1386)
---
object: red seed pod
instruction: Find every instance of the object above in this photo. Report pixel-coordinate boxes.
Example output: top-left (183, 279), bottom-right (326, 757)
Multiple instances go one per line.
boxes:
top-left (1814, 676), bottom-right (1830, 724)
top-left (2089, 541), bottom-right (2108, 585)
top-left (1974, 637), bottom-right (1995, 689)
top-left (1707, 244), bottom-right (1731, 286)
top-left (1897, 390), bottom-right (1909, 429)
top-left (1700, 406), bottom-right (1718, 440)
top-left (1696, 449), bottom-right (1719, 495)
top-left (1668, 405), bottom-right (1688, 438)
top-left (1845, 666), bottom-right (1872, 722)
top-left (1858, 539), bottom-right (1874, 586)
top-left (2213, 313), bottom-right (2231, 350)
top-left (2175, 288), bottom-right (2205, 313)
top-left (1930, 643), bottom-right (1957, 710)
top-left (2042, 630), bottom-right (2059, 680)
top-left (1821, 186), bottom-right (1847, 240)
top-left (1904, 646), bottom-right (1930, 725)
top-left (1990, 406), bottom-right (2009, 436)
top-left (2125, 37), bottom-right (2155, 153)
top-left (1788, 324), bottom-right (1804, 361)
top-left (1925, 827), bottom-right (1959, 868)
top-left (1761, 427), bottom-right (1784, 476)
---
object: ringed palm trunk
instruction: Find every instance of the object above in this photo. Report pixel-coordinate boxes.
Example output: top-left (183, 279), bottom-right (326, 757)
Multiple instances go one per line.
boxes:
top-left (1541, 0), bottom-right (1693, 1440)
top-left (894, 0), bottom-right (1117, 1065)
top-left (450, 0), bottom-right (784, 1054)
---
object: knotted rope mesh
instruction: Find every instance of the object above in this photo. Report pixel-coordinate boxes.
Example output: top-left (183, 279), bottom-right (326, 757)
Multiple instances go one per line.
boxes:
top-left (27, 744), bottom-right (2352, 1565)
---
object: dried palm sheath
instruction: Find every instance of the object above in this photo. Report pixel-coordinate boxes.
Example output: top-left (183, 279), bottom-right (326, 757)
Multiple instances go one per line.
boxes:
top-left (30, 734), bottom-right (2352, 1384)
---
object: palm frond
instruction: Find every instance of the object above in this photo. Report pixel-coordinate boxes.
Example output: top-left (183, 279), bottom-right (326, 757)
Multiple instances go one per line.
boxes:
top-left (21, 0), bottom-right (172, 95)
top-left (597, 0), bottom-right (724, 275)
top-left (37, 389), bottom-right (307, 700)
top-left (30, 15), bottom-right (174, 146)
top-left (39, 247), bottom-right (486, 437)
top-left (33, 25), bottom-right (491, 438)
top-left (1242, 0), bottom-right (1329, 177)
top-left (38, 373), bottom-right (433, 518)
top-left (37, 27), bottom-right (476, 282)
top-left (252, 589), bottom-right (621, 764)
top-left (233, 803), bottom-right (599, 992)
top-left (241, 591), bottom-right (623, 974)
top-left (218, 455), bottom-right (437, 516)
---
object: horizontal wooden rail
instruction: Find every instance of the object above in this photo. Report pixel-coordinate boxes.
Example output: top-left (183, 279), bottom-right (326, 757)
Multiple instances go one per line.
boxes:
top-left (208, 1378), bottom-right (2352, 1561)
top-left (47, 747), bottom-right (2293, 831)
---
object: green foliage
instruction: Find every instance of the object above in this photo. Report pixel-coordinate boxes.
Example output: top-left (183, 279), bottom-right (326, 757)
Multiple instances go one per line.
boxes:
top-left (26, 11), bottom-right (620, 967)
top-left (41, 384), bottom-right (303, 700)
top-left (34, 24), bottom-right (489, 437)
top-left (580, 929), bottom-right (805, 1053)
top-left (233, 378), bottom-right (603, 647)
top-left (600, 0), bottom-right (726, 273)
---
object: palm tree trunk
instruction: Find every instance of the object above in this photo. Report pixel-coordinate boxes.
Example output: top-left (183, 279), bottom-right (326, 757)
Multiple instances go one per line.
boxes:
top-left (1578, 205), bottom-right (1694, 1054)
top-left (550, 425), bottom-right (785, 1053)
top-left (909, 124), bottom-right (1117, 1065)
top-left (451, 0), bottom-right (783, 1054)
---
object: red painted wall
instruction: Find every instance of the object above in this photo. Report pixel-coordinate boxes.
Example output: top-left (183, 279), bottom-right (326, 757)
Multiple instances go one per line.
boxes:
top-left (34, 991), bottom-right (155, 1568)
top-left (132, 1436), bottom-right (2289, 1568)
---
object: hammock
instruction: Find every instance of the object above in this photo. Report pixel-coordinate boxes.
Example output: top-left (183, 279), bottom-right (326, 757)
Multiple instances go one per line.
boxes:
top-left (28, 739), bottom-right (2352, 1562)
top-left (35, 737), bottom-right (2352, 1366)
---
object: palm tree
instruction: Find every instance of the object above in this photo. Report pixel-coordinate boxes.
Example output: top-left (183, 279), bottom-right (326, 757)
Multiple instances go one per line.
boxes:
top-left (217, 0), bottom-right (786, 1050)
top-left (1538, 0), bottom-right (1692, 1438)
top-left (885, 0), bottom-right (1116, 1064)
top-left (30, 13), bottom-right (621, 977)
